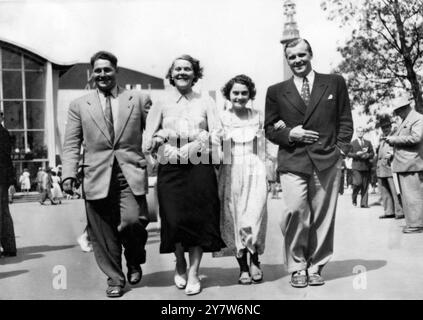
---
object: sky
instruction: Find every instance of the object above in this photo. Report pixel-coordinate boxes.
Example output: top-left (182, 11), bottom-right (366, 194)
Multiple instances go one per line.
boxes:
top-left (0, 0), bottom-right (349, 108)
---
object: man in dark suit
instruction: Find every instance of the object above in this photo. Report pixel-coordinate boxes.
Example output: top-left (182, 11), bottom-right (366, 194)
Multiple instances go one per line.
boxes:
top-left (265, 38), bottom-right (353, 288)
top-left (0, 111), bottom-right (17, 258)
top-left (62, 51), bottom-right (151, 298)
top-left (348, 127), bottom-right (374, 208)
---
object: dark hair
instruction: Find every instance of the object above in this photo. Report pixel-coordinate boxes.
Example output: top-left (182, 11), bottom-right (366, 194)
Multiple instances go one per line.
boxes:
top-left (165, 54), bottom-right (203, 87)
top-left (284, 38), bottom-right (313, 57)
top-left (90, 51), bottom-right (118, 69)
top-left (221, 74), bottom-right (257, 101)
top-left (375, 114), bottom-right (392, 128)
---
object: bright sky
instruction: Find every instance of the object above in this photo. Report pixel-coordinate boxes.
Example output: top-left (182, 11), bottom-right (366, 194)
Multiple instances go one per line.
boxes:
top-left (0, 0), bottom-right (348, 107)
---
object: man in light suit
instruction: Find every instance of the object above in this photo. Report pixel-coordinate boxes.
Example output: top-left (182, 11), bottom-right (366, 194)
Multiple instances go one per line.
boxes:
top-left (385, 96), bottom-right (423, 234)
top-left (62, 51), bottom-right (151, 297)
top-left (265, 38), bottom-right (353, 288)
top-left (348, 127), bottom-right (374, 208)
top-left (0, 111), bottom-right (17, 258)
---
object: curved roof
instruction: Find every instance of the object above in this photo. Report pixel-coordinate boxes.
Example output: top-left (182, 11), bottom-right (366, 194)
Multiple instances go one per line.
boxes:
top-left (0, 36), bottom-right (77, 67)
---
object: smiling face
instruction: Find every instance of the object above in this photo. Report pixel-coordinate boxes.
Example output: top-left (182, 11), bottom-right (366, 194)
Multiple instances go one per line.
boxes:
top-left (171, 59), bottom-right (195, 92)
top-left (229, 83), bottom-right (250, 110)
top-left (285, 40), bottom-right (313, 78)
top-left (92, 58), bottom-right (117, 93)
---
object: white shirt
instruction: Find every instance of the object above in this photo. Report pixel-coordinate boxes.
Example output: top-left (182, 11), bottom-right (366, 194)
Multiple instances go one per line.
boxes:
top-left (293, 70), bottom-right (315, 96)
top-left (97, 86), bottom-right (119, 132)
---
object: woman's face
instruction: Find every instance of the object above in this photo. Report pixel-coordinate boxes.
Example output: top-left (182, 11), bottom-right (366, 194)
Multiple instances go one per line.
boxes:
top-left (229, 83), bottom-right (250, 109)
top-left (171, 59), bottom-right (195, 91)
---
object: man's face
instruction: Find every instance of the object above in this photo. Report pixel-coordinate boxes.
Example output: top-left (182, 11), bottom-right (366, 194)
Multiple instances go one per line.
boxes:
top-left (381, 124), bottom-right (391, 136)
top-left (285, 41), bottom-right (313, 77)
top-left (92, 59), bottom-right (117, 93)
top-left (357, 128), bottom-right (364, 138)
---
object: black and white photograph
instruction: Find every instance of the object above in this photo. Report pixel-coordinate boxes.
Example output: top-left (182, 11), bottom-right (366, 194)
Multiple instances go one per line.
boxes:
top-left (0, 0), bottom-right (423, 304)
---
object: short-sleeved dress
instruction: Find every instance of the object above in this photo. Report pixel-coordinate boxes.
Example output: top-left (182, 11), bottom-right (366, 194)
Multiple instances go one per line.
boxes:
top-left (143, 88), bottom-right (226, 253)
top-left (214, 108), bottom-right (268, 258)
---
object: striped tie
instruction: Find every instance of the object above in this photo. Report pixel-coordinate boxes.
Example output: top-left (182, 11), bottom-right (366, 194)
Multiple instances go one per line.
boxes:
top-left (104, 93), bottom-right (114, 143)
top-left (301, 76), bottom-right (311, 106)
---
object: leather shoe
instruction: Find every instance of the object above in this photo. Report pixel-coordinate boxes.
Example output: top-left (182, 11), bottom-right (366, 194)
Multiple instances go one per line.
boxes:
top-left (1, 251), bottom-right (17, 257)
top-left (361, 205), bottom-right (370, 208)
top-left (106, 285), bottom-right (123, 298)
top-left (290, 271), bottom-right (307, 288)
top-left (352, 202), bottom-right (357, 207)
top-left (250, 263), bottom-right (263, 283)
top-left (308, 273), bottom-right (325, 286)
top-left (127, 266), bottom-right (142, 285)
top-left (403, 226), bottom-right (423, 234)
top-left (379, 214), bottom-right (395, 219)
top-left (238, 271), bottom-right (252, 285)
top-left (395, 215), bottom-right (405, 220)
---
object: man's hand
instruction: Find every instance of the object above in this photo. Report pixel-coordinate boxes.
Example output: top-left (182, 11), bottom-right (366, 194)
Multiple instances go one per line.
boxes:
top-left (385, 136), bottom-right (395, 146)
top-left (289, 125), bottom-right (319, 144)
top-left (62, 178), bottom-right (75, 193)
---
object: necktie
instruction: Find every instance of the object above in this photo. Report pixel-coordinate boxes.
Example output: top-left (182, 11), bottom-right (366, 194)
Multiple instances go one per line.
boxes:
top-left (301, 76), bottom-right (311, 106)
top-left (104, 93), bottom-right (114, 143)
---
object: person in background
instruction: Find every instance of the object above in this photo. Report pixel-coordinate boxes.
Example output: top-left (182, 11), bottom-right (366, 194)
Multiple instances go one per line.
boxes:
top-left (214, 75), bottom-right (267, 285)
top-left (0, 111), bottom-right (17, 258)
top-left (51, 170), bottom-right (63, 204)
top-left (39, 167), bottom-right (56, 205)
top-left (385, 96), bottom-right (423, 233)
top-left (376, 115), bottom-right (403, 219)
top-left (19, 168), bottom-right (31, 194)
top-left (348, 127), bottom-right (374, 208)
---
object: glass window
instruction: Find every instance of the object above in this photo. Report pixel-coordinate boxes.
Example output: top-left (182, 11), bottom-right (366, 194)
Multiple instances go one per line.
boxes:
top-left (2, 71), bottom-right (23, 98)
top-left (1, 47), bottom-right (21, 69)
top-left (24, 54), bottom-right (44, 70)
top-left (28, 131), bottom-right (48, 159)
top-left (26, 101), bottom-right (46, 129)
top-left (8, 131), bottom-right (25, 154)
top-left (25, 71), bottom-right (45, 99)
top-left (3, 101), bottom-right (24, 129)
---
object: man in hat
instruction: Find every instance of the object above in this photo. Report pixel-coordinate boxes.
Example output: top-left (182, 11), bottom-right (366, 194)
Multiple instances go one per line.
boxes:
top-left (385, 96), bottom-right (423, 233)
top-left (376, 115), bottom-right (403, 219)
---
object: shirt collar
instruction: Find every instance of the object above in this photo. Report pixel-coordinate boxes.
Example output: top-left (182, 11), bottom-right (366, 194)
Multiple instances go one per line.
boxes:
top-left (97, 85), bottom-right (119, 99)
top-left (293, 70), bottom-right (315, 84)
top-left (172, 87), bottom-right (195, 103)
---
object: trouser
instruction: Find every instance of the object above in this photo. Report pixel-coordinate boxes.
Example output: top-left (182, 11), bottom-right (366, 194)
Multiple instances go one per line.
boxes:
top-left (40, 188), bottom-right (54, 203)
top-left (397, 172), bottom-right (423, 228)
top-left (85, 161), bottom-right (149, 287)
top-left (0, 184), bottom-right (16, 253)
top-left (378, 177), bottom-right (403, 217)
top-left (279, 159), bottom-right (342, 274)
top-left (352, 170), bottom-right (370, 206)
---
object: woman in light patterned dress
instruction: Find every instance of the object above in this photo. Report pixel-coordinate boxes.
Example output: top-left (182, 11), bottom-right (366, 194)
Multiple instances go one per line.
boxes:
top-left (143, 55), bottom-right (225, 295)
top-left (215, 75), bottom-right (268, 285)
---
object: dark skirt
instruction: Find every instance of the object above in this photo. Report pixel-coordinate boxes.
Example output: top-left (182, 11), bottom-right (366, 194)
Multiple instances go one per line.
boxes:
top-left (157, 163), bottom-right (226, 253)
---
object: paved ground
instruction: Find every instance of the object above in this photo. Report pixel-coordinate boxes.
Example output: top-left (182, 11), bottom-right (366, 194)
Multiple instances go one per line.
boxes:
top-left (1, 188), bottom-right (423, 300)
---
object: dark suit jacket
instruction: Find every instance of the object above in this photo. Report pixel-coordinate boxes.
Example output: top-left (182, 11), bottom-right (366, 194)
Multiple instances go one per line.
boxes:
top-left (264, 73), bottom-right (353, 175)
top-left (0, 125), bottom-right (14, 186)
top-left (348, 139), bottom-right (374, 171)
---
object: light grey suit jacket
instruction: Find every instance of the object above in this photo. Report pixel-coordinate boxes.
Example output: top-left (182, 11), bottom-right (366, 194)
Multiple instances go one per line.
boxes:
top-left (62, 87), bottom-right (151, 200)
top-left (390, 109), bottom-right (423, 173)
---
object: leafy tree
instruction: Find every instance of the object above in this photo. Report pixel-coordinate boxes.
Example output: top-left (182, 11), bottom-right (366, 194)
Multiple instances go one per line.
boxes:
top-left (321, 0), bottom-right (423, 114)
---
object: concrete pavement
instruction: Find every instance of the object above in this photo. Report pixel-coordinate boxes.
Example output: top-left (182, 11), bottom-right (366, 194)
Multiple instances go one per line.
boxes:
top-left (1, 189), bottom-right (423, 300)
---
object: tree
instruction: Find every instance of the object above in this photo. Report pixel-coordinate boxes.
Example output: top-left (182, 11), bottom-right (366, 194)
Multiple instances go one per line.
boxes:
top-left (321, 0), bottom-right (423, 114)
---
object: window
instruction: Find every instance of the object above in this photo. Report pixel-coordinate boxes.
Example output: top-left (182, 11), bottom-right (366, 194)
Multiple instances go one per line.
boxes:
top-left (0, 45), bottom-right (48, 188)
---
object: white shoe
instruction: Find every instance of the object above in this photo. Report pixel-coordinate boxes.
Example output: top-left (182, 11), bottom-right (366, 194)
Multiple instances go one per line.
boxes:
top-left (77, 234), bottom-right (93, 252)
top-left (185, 280), bottom-right (201, 295)
top-left (174, 269), bottom-right (187, 289)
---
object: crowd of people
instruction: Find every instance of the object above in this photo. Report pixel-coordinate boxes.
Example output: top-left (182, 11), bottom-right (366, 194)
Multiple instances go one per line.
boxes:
top-left (1, 37), bottom-right (422, 299)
